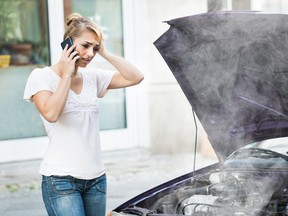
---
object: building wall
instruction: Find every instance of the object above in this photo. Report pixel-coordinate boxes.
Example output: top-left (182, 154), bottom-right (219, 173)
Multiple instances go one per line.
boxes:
top-left (130, 0), bottom-right (212, 154)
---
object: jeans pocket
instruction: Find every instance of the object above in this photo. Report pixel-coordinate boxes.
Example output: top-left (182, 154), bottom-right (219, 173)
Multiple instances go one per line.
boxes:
top-left (95, 175), bottom-right (107, 194)
top-left (51, 176), bottom-right (76, 195)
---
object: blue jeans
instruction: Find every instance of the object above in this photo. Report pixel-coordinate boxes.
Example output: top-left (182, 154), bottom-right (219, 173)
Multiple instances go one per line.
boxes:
top-left (42, 174), bottom-right (106, 216)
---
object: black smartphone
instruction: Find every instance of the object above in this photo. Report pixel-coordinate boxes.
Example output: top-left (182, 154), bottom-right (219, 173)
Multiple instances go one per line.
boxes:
top-left (61, 38), bottom-right (78, 62)
top-left (61, 37), bottom-right (73, 50)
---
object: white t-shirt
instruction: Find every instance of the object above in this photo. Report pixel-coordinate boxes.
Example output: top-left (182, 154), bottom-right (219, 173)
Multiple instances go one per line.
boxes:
top-left (23, 66), bottom-right (115, 179)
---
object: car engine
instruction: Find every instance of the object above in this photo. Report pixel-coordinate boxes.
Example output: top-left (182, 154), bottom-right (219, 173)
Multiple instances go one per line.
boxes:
top-left (150, 148), bottom-right (288, 216)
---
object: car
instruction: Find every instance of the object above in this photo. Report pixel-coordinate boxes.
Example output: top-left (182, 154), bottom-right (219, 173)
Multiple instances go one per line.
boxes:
top-left (109, 11), bottom-right (288, 216)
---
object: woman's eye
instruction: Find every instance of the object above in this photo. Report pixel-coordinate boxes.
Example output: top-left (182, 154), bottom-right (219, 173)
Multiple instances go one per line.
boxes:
top-left (94, 47), bottom-right (99, 52)
top-left (83, 44), bottom-right (89, 48)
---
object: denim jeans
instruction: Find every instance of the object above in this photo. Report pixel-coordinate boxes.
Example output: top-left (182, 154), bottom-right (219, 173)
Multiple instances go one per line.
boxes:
top-left (42, 174), bottom-right (106, 216)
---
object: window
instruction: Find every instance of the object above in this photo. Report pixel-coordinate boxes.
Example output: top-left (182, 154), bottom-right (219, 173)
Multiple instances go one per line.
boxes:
top-left (0, 0), bottom-right (49, 140)
top-left (251, 0), bottom-right (288, 13)
top-left (209, 0), bottom-right (288, 13)
top-left (0, 0), bottom-right (50, 66)
top-left (63, 0), bottom-right (127, 130)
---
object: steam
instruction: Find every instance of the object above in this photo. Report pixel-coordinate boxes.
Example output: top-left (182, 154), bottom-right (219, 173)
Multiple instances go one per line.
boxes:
top-left (151, 156), bottom-right (286, 215)
top-left (153, 11), bottom-right (288, 216)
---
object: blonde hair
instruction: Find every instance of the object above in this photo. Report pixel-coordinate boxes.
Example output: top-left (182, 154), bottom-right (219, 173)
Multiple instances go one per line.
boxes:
top-left (64, 13), bottom-right (102, 41)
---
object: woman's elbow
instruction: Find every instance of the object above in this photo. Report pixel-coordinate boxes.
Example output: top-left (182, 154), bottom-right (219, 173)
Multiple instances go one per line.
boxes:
top-left (128, 74), bottom-right (144, 87)
top-left (46, 118), bottom-right (58, 123)
top-left (135, 74), bottom-right (144, 85)
top-left (42, 112), bottom-right (59, 123)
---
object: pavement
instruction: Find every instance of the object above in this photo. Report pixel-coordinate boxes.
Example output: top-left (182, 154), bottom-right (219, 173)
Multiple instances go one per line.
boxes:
top-left (0, 149), bottom-right (218, 216)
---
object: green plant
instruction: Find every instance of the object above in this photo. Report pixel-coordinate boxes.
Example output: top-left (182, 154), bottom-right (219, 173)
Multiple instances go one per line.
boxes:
top-left (0, 1), bottom-right (23, 44)
top-left (5, 183), bottom-right (20, 193)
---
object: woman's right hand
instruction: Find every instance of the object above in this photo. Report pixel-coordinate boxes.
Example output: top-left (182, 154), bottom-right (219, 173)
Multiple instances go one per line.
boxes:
top-left (60, 44), bottom-right (80, 78)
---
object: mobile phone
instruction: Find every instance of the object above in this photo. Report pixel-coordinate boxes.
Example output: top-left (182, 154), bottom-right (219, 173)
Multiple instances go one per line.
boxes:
top-left (61, 37), bottom-right (73, 50)
top-left (61, 38), bottom-right (78, 62)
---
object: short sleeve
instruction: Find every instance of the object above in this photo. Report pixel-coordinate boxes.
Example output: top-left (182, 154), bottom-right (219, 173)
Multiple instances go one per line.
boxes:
top-left (88, 68), bottom-right (115, 98)
top-left (23, 67), bottom-right (54, 102)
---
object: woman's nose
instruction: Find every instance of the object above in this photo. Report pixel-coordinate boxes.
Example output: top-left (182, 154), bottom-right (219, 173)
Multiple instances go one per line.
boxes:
top-left (87, 47), bottom-right (95, 57)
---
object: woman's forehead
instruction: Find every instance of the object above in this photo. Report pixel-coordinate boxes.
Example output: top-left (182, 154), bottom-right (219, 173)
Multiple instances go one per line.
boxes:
top-left (77, 31), bottom-right (100, 44)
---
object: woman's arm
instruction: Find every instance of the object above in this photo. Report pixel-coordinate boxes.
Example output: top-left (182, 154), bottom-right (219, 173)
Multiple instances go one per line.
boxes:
top-left (98, 49), bottom-right (144, 89)
top-left (32, 45), bottom-right (79, 123)
top-left (32, 77), bottom-right (71, 123)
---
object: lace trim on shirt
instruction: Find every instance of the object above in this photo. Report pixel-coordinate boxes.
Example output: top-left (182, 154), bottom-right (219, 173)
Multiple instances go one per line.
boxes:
top-left (62, 70), bottom-right (100, 113)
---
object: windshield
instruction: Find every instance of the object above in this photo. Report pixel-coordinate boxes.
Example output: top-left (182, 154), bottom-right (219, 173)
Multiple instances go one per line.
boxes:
top-left (244, 137), bottom-right (288, 156)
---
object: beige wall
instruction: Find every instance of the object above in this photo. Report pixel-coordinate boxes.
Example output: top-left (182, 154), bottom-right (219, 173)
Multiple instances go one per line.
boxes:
top-left (132, 1), bottom-right (213, 155)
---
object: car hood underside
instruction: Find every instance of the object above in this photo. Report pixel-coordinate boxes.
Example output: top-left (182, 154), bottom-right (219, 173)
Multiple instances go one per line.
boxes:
top-left (154, 11), bottom-right (288, 160)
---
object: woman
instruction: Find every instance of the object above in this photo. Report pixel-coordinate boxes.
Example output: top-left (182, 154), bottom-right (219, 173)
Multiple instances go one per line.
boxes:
top-left (23, 13), bottom-right (144, 216)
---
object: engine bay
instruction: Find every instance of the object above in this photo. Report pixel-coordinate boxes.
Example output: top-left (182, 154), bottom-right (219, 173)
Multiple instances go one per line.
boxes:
top-left (143, 148), bottom-right (288, 216)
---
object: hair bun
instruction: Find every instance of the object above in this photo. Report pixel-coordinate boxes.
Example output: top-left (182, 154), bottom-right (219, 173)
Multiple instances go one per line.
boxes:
top-left (63, 12), bottom-right (102, 41)
top-left (65, 13), bottom-right (82, 28)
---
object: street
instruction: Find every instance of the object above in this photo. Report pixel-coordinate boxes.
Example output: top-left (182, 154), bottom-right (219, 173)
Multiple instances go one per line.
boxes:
top-left (0, 149), bottom-right (217, 216)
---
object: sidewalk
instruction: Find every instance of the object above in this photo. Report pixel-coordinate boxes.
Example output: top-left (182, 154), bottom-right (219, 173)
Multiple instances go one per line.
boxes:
top-left (0, 149), bottom-right (217, 216)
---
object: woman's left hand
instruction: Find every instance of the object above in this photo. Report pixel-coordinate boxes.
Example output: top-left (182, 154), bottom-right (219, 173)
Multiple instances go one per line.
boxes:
top-left (97, 37), bottom-right (105, 56)
top-left (96, 34), bottom-right (144, 89)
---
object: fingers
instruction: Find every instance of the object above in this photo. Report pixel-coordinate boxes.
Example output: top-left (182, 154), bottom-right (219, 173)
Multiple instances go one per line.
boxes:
top-left (71, 52), bottom-right (80, 63)
top-left (70, 50), bottom-right (79, 61)
top-left (64, 44), bottom-right (76, 56)
top-left (62, 45), bottom-right (79, 62)
top-left (97, 42), bottom-right (105, 56)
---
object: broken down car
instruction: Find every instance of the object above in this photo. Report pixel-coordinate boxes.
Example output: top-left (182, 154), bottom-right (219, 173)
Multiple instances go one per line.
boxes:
top-left (110, 11), bottom-right (288, 216)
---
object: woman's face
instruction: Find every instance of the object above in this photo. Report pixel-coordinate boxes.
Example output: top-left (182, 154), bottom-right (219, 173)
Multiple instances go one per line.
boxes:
top-left (73, 30), bottom-right (100, 67)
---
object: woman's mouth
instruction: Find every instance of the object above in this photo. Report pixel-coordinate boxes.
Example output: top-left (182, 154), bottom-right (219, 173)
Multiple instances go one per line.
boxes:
top-left (82, 58), bottom-right (91, 64)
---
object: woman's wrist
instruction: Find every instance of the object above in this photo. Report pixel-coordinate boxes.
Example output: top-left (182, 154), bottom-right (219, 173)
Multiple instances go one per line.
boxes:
top-left (61, 72), bottom-right (73, 80)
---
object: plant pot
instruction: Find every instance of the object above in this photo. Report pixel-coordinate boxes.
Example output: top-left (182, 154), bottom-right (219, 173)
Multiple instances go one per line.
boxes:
top-left (8, 43), bottom-right (32, 65)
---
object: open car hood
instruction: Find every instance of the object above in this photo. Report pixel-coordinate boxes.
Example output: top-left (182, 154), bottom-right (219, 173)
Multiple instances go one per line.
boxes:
top-left (154, 11), bottom-right (288, 161)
